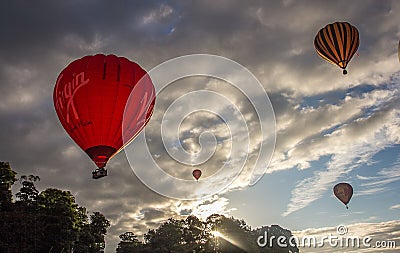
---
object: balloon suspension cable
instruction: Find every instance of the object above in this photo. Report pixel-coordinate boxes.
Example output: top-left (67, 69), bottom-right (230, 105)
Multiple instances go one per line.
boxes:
top-left (346, 204), bottom-right (348, 209)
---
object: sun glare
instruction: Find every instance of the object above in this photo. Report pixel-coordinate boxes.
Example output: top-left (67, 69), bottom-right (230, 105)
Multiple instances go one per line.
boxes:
top-left (212, 231), bottom-right (223, 237)
top-left (210, 230), bottom-right (248, 251)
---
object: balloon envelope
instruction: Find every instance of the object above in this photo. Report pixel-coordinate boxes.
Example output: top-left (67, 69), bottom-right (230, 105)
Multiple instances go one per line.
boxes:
top-left (54, 54), bottom-right (155, 170)
top-left (192, 169), bottom-right (202, 180)
top-left (333, 183), bottom-right (353, 208)
top-left (314, 21), bottom-right (359, 74)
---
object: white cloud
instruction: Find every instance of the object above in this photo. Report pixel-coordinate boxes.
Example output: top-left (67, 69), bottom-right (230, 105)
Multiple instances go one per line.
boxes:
top-left (282, 85), bottom-right (400, 215)
top-left (188, 195), bottom-right (236, 221)
top-left (354, 160), bottom-right (400, 197)
top-left (141, 4), bottom-right (174, 25)
top-left (390, 204), bottom-right (400, 210)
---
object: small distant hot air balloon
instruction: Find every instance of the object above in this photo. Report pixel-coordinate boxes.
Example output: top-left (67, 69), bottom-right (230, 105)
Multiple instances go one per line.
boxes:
top-left (314, 21), bottom-right (359, 75)
top-left (333, 183), bottom-right (353, 209)
top-left (192, 169), bottom-right (202, 181)
top-left (54, 54), bottom-right (155, 179)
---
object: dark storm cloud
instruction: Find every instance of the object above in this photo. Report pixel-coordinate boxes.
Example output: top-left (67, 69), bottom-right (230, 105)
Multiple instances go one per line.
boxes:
top-left (140, 208), bottom-right (165, 220)
top-left (0, 1), bottom-right (157, 58)
top-left (0, 0), bottom-right (166, 174)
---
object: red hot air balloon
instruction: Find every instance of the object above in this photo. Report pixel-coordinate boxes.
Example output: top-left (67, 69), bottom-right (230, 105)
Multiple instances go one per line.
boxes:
top-left (192, 169), bottom-right (202, 181)
top-left (54, 54), bottom-right (155, 179)
top-left (333, 183), bottom-right (353, 209)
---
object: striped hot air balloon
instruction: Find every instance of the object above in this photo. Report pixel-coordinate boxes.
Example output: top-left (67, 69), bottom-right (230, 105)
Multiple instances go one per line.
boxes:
top-left (314, 22), bottom-right (359, 75)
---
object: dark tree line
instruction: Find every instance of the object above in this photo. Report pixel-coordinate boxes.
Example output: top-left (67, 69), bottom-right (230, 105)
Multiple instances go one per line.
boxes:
top-left (0, 162), bottom-right (110, 253)
top-left (0, 161), bottom-right (299, 253)
top-left (116, 214), bottom-right (299, 253)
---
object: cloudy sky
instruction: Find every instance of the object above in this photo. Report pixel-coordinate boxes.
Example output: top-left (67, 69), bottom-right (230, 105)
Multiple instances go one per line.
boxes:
top-left (1, 0), bottom-right (400, 252)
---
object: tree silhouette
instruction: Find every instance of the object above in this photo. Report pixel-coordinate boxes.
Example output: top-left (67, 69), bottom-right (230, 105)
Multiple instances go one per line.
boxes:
top-left (0, 161), bottom-right (299, 253)
top-left (0, 162), bottom-right (17, 211)
top-left (116, 232), bottom-right (145, 253)
top-left (0, 162), bottom-right (110, 253)
top-left (117, 214), bottom-right (299, 253)
top-left (16, 175), bottom-right (40, 204)
top-left (145, 218), bottom-right (186, 252)
top-left (183, 215), bottom-right (207, 252)
top-left (89, 211), bottom-right (111, 252)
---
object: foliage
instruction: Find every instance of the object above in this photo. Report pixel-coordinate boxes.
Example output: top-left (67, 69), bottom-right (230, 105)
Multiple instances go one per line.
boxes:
top-left (0, 162), bottom-right (17, 211)
top-left (0, 162), bottom-right (110, 253)
top-left (117, 214), bottom-right (299, 253)
top-left (116, 232), bottom-right (145, 253)
top-left (0, 161), bottom-right (299, 253)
